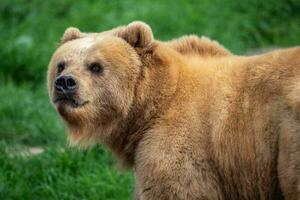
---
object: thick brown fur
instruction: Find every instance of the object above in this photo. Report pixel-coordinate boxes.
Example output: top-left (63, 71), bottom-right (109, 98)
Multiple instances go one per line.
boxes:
top-left (48, 21), bottom-right (300, 199)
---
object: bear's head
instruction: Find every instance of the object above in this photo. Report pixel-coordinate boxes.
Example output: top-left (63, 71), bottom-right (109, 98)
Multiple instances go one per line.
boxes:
top-left (47, 21), bottom-right (157, 147)
top-left (48, 21), bottom-right (230, 164)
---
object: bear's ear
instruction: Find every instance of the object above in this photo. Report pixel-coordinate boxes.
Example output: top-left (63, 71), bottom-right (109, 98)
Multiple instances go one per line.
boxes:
top-left (59, 27), bottom-right (83, 45)
top-left (114, 21), bottom-right (153, 48)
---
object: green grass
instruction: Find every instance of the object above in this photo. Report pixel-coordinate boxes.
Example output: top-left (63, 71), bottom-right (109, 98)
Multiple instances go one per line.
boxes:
top-left (0, 144), bottom-right (133, 200)
top-left (0, 82), bottom-right (64, 146)
top-left (0, 0), bottom-right (300, 199)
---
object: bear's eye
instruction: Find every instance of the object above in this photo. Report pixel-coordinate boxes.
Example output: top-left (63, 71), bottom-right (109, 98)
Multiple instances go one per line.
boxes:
top-left (89, 62), bottom-right (103, 75)
top-left (57, 62), bottom-right (65, 74)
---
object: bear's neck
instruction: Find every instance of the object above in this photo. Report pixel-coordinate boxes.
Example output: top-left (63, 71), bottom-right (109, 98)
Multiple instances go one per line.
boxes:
top-left (106, 47), bottom-right (180, 167)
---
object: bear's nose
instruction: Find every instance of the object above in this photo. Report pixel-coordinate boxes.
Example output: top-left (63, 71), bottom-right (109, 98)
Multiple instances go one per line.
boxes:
top-left (54, 75), bottom-right (77, 94)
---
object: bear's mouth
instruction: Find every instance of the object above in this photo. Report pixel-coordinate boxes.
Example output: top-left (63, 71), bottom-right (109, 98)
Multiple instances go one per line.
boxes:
top-left (54, 97), bottom-right (89, 108)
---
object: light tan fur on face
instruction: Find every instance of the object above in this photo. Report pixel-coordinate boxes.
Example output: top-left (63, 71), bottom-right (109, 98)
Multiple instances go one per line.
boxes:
top-left (48, 21), bottom-right (300, 199)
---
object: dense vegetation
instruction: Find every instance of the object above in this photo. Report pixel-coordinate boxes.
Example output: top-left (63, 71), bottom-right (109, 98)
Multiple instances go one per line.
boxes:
top-left (1, 0), bottom-right (299, 199)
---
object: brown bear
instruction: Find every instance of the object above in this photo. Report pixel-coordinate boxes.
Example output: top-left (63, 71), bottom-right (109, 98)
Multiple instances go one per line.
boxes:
top-left (48, 21), bottom-right (300, 199)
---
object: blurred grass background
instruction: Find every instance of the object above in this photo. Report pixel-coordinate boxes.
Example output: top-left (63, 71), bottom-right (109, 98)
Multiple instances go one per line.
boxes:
top-left (0, 0), bottom-right (300, 199)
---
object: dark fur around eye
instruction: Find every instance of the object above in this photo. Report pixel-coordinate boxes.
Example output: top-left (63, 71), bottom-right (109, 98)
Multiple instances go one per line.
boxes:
top-left (89, 62), bottom-right (103, 74)
top-left (57, 62), bottom-right (65, 74)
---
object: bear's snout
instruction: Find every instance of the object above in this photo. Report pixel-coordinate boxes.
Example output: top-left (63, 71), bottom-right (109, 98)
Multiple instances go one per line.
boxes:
top-left (55, 75), bottom-right (77, 95)
top-left (53, 75), bottom-right (89, 109)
